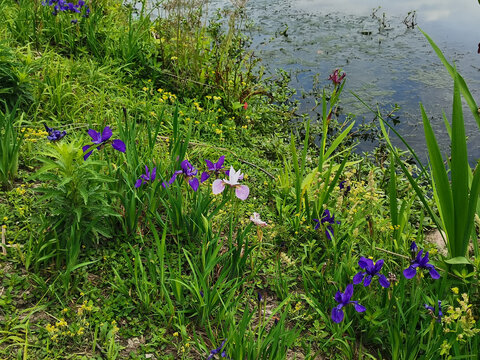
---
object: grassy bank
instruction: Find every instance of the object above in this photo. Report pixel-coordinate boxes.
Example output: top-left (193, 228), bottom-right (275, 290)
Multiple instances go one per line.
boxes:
top-left (1, 0), bottom-right (479, 359)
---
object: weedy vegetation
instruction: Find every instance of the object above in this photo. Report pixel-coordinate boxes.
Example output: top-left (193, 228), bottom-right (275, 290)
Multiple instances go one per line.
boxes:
top-left (0, 0), bottom-right (479, 359)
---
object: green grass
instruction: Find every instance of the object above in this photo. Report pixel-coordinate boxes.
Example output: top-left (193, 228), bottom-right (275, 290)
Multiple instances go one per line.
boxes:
top-left (0, 0), bottom-right (479, 359)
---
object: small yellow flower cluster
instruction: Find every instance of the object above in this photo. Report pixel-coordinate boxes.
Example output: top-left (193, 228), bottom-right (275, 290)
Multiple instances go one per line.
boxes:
top-left (193, 102), bottom-right (203, 112)
top-left (111, 320), bottom-right (119, 333)
top-left (443, 293), bottom-right (480, 341)
top-left (77, 300), bottom-right (93, 315)
top-left (56, 318), bottom-right (68, 327)
top-left (158, 89), bottom-right (177, 103)
top-left (15, 184), bottom-right (27, 196)
top-left (293, 301), bottom-right (303, 313)
top-left (22, 127), bottom-right (48, 142)
top-left (45, 318), bottom-right (68, 341)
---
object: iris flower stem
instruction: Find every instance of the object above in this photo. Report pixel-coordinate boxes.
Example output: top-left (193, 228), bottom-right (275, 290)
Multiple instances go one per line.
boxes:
top-left (229, 188), bottom-right (239, 250)
top-left (252, 227), bottom-right (263, 271)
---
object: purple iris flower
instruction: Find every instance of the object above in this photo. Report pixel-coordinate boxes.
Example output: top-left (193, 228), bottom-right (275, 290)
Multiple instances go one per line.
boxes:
top-left (43, 123), bottom-right (66, 141)
top-left (425, 300), bottom-right (443, 322)
top-left (313, 209), bottom-right (340, 240)
top-left (135, 166), bottom-right (156, 188)
top-left (82, 126), bottom-right (126, 160)
top-left (200, 155), bottom-right (225, 183)
top-left (207, 339), bottom-right (229, 360)
top-left (410, 241), bottom-right (418, 253)
top-left (403, 249), bottom-right (440, 280)
top-left (164, 160), bottom-right (199, 191)
top-left (331, 284), bottom-right (366, 323)
top-left (353, 257), bottom-right (390, 288)
top-left (42, 0), bottom-right (90, 17)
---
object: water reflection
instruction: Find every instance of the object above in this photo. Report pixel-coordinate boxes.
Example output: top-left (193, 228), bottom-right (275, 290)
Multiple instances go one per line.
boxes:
top-left (209, 0), bottom-right (480, 161)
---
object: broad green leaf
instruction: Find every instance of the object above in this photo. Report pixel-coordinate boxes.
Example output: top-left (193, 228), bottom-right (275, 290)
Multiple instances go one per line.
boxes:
top-left (464, 163), bottom-right (480, 256)
top-left (388, 153), bottom-right (398, 226)
top-left (450, 74), bottom-right (469, 257)
top-left (300, 168), bottom-right (318, 194)
top-left (324, 121), bottom-right (355, 160)
top-left (444, 257), bottom-right (471, 265)
top-left (421, 103), bottom-right (454, 241)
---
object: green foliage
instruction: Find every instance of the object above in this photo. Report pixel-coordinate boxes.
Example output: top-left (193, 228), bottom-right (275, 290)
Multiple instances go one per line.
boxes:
top-left (0, 43), bottom-right (33, 111)
top-left (1, 1), bottom-right (480, 358)
top-left (0, 104), bottom-right (23, 189)
top-left (420, 76), bottom-right (480, 259)
top-left (34, 141), bottom-right (119, 271)
top-left (379, 42), bottom-right (480, 261)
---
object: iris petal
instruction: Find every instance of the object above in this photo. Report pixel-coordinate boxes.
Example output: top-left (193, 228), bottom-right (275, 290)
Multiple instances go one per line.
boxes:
top-left (112, 139), bottom-right (126, 153)
top-left (358, 257), bottom-right (369, 270)
top-left (101, 126), bottom-right (113, 142)
top-left (352, 301), bottom-right (366, 313)
top-left (87, 129), bottom-right (101, 143)
top-left (216, 155), bottom-right (225, 169)
top-left (343, 284), bottom-right (353, 302)
top-left (83, 149), bottom-right (94, 160)
top-left (373, 259), bottom-right (384, 273)
top-left (363, 275), bottom-right (373, 287)
top-left (189, 177), bottom-right (199, 192)
top-left (212, 179), bottom-right (226, 194)
top-left (403, 266), bottom-right (417, 279)
top-left (235, 185), bottom-right (249, 200)
top-left (428, 266), bottom-right (440, 279)
top-left (205, 159), bottom-right (215, 169)
top-left (378, 274), bottom-right (390, 288)
top-left (201, 172), bottom-right (210, 183)
top-left (331, 306), bottom-right (344, 323)
top-left (352, 272), bottom-right (365, 285)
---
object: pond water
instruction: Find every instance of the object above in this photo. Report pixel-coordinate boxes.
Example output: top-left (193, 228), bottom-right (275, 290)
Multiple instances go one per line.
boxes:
top-left (209, 0), bottom-right (480, 162)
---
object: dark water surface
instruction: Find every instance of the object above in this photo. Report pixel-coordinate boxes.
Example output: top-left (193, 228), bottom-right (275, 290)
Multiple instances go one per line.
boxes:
top-left (210, 0), bottom-right (480, 162)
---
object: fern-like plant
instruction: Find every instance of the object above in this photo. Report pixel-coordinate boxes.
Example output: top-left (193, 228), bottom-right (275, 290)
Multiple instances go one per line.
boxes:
top-left (34, 140), bottom-right (119, 271)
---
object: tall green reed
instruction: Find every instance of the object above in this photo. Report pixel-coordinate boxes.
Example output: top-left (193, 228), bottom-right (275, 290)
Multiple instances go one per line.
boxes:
top-left (276, 85), bottom-right (355, 234)
top-left (0, 104), bottom-right (24, 189)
